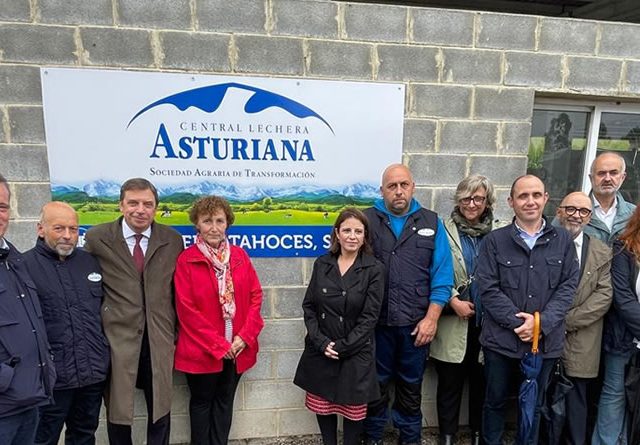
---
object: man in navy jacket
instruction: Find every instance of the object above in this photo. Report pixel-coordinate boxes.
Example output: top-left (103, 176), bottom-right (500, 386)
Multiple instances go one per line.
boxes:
top-left (0, 173), bottom-right (55, 445)
top-left (476, 175), bottom-right (579, 445)
top-left (23, 201), bottom-right (109, 445)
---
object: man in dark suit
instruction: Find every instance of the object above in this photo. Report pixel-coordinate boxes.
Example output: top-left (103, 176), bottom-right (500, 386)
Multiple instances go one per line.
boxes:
top-left (0, 173), bottom-right (55, 444)
top-left (84, 178), bottom-right (183, 445)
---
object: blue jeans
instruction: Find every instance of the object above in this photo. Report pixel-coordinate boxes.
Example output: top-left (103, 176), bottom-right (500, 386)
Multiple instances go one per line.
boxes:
top-left (364, 325), bottom-right (428, 444)
top-left (35, 380), bottom-right (106, 445)
top-left (592, 352), bottom-right (630, 445)
top-left (482, 348), bottom-right (555, 445)
top-left (0, 407), bottom-right (39, 445)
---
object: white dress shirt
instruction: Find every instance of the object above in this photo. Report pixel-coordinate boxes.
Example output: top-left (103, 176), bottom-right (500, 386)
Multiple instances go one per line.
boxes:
top-left (593, 196), bottom-right (618, 232)
top-left (573, 231), bottom-right (584, 268)
top-left (122, 220), bottom-right (151, 255)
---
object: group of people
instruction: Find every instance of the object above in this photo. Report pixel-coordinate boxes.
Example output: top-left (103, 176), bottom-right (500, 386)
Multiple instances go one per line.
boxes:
top-left (0, 177), bottom-right (264, 445)
top-left (294, 152), bottom-right (640, 445)
top-left (0, 150), bottom-right (637, 445)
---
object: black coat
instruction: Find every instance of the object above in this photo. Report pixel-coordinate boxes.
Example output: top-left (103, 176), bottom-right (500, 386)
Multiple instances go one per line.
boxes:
top-left (0, 241), bottom-right (55, 417)
top-left (23, 238), bottom-right (109, 389)
top-left (603, 241), bottom-right (640, 356)
top-left (294, 252), bottom-right (383, 405)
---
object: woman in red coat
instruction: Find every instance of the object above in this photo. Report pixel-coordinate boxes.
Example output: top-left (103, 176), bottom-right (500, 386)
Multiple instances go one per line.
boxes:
top-left (174, 196), bottom-right (263, 445)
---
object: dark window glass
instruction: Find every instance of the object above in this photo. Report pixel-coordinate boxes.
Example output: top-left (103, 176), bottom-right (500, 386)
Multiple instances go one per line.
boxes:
top-left (597, 112), bottom-right (640, 205)
top-left (528, 109), bottom-right (590, 216)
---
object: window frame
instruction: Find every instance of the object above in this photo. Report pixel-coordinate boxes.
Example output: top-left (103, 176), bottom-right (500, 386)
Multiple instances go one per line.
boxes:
top-left (532, 98), bottom-right (640, 195)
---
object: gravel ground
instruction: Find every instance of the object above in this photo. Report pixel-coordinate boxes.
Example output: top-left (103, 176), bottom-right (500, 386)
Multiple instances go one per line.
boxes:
top-left (227, 428), bottom-right (517, 444)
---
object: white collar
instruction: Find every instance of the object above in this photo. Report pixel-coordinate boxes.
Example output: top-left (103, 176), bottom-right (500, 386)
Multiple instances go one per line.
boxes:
top-left (573, 231), bottom-right (584, 249)
top-left (122, 219), bottom-right (152, 239)
top-left (0, 238), bottom-right (8, 249)
top-left (593, 195), bottom-right (618, 212)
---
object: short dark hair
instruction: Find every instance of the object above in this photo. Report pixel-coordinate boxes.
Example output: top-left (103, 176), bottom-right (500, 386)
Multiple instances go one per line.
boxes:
top-left (0, 173), bottom-right (9, 199)
top-left (329, 207), bottom-right (372, 255)
top-left (189, 196), bottom-right (235, 227)
top-left (119, 178), bottom-right (159, 205)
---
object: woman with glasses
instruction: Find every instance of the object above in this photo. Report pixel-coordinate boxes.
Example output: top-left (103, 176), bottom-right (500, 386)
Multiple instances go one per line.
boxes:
top-left (430, 174), bottom-right (500, 445)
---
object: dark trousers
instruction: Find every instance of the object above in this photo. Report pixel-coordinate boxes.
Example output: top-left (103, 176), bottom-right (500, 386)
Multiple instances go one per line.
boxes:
top-left (563, 376), bottom-right (590, 445)
top-left (35, 380), bottom-right (106, 445)
top-left (482, 348), bottom-right (555, 445)
top-left (107, 331), bottom-right (170, 445)
top-left (0, 407), bottom-right (39, 445)
top-left (316, 414), bottom-right (363, 445)
top-left (364, 325), bottom-right (429, 444)
top-left (185, 360), bottom-right (242, 445)
top-left (434, 321), bottom-right (484, 435)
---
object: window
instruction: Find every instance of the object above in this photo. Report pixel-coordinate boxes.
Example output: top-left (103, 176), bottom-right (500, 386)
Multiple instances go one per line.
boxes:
top-left (527, 101), bottom-right (640, 216)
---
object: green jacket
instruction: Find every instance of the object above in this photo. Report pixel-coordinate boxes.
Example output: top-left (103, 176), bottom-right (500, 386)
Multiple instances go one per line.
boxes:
top-left (584, 191), bottom-right (635, 246)
top-left (430, 218), bottom-right (468, 363)
top-left (431, 217), bottom-right (506, 363)
top-left (562, 235), bottom-right (612, 378)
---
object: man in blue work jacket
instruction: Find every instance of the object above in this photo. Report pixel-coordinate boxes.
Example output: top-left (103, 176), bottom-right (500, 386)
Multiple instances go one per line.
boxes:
top-left (476, 175), bottom-right (579, 445)
top-left (363, 164), bottom-right (454, 445)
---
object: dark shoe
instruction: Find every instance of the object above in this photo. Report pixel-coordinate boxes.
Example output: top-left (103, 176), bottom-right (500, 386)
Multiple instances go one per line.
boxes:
top-left (471, 431), bottom-right (481, 445)
top-left (438, 434), bottom-right (455, 445)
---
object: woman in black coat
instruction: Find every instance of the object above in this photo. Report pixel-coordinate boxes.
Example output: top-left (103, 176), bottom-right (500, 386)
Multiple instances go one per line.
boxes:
top-left (294, 207), bottom-right (384, 445)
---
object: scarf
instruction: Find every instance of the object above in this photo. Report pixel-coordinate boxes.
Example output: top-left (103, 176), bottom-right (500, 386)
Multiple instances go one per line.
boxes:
top-left (451, 207), bottom-right (494, 238)
top-left (196, 235), bottom-right (236, 340)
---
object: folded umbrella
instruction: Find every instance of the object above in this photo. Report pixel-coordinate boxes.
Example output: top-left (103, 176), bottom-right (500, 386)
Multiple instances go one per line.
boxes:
top-left (540, 360), bottom-right (573, 445)
top-left (517, 312), bottom-right (542, 445)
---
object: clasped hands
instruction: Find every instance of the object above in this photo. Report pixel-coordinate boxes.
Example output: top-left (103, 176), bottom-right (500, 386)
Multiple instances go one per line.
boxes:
top-left (223, 335), bottom-right (247, 360)
top-left (324, 341), bottom-right (339, 360)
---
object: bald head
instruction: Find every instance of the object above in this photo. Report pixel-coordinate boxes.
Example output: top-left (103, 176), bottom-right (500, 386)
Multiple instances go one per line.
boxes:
top-left (556, 191), bottom-right (592, 238)
top-left (38, 202), bottom-right (79, 259)
top-left (380, 163), bottom-right (415, 215)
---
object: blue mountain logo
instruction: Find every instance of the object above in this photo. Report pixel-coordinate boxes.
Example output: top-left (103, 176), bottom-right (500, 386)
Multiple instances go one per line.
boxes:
top-left (127, 82), bottom-right (334, 133)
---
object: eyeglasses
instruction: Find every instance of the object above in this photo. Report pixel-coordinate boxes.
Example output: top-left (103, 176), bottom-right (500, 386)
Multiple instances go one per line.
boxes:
top-left (459, 196), bottom-right (486, 205)
top-left (558, 206), bottom-right (592, 217)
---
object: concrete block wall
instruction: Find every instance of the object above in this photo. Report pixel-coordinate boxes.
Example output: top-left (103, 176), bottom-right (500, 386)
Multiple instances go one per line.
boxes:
top-left (2, 0), bottom-right (640, 441)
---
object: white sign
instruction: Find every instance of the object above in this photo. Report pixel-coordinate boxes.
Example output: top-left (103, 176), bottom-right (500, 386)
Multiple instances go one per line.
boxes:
top-left (41, 68), bottom-right (405, 257)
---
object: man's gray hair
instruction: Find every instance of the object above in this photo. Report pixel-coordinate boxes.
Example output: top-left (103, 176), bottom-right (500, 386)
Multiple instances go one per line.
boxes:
top-left (590, 151), bottom-right (627, 175)
top-left (454, 174), bottom-right (497, 209)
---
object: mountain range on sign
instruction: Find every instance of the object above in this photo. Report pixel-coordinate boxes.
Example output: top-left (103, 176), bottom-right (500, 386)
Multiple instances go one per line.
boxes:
top-left (52, 180), bottom-right (379, 202)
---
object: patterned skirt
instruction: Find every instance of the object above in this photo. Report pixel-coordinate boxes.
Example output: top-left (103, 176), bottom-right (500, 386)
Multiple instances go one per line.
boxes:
top-left (305, 392), bottom-right (367, 421)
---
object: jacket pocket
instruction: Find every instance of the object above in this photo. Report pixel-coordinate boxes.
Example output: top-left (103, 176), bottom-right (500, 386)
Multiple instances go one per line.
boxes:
top-left (496, 256), bottom-right (523, 289)
top-left (545, 257), bottom-right (564, 288)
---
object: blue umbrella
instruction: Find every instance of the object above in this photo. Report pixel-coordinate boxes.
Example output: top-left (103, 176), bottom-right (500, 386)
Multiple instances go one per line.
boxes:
top-left (517, 312), bottom-right (542, 445)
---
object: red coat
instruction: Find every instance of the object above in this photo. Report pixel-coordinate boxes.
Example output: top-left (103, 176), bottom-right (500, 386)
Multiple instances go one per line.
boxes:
top-left (174, 244), bottom-right (264, 374)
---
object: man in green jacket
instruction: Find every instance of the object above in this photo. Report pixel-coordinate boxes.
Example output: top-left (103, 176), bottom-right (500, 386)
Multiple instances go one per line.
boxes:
top-left (585, 152), bottom-right (635, 245)
top-left (555, 191), bottom-right (612, 445)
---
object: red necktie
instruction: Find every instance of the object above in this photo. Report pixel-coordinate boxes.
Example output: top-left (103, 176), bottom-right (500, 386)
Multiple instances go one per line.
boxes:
top-left (133, 234), bottom-right (144, 275)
